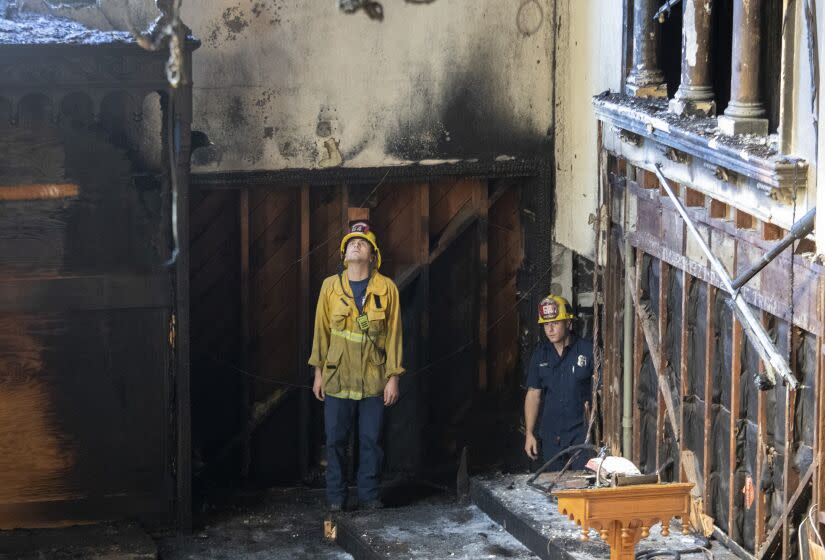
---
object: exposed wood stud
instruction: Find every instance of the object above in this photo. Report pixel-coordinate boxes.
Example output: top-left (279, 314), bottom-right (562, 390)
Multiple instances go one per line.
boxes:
top-left (642, 169), bottom-right (659, 189)
top-left (656, 260), bottom-right (669, 473)
top-left (781, 327), bottom-right (800, 560)
top-left (239, 187), bottom-right (251, 479)
top-left (659, 181), bottom-right (679, 199)
top-left (709, 199), bottom-right (728, 219)
top-left (679, 272), bottom-right (691, 480)
top-left (729, 316), bottom-right (743, 539)
top-left (813, 277), bottom-right (825, 544)
top-left (633, 248), bottom-right (644, 467)
top-left (474, 182), bottom-right (489, 390)
top-left (818, 277), bottom-right (825, 541)
top-left (735, 210), bottom-right (754, 230)
top-left (703, 285), bottom-right (717, 514)
top-left (754, 311), bottom-right (769, 546)
top-left (762, 222), bottom-right (784, 241)
top-left (297, 185), bottom-right (311, 479)
top-left (684, 188), bottom-right (705, 208)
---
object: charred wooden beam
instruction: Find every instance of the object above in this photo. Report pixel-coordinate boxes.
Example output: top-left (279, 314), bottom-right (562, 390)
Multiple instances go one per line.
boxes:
top-left (0, 183), bottom-right (78, 200)
top-left (781, 349), bottom-right (801, 559)
top-left (679, 272), bottom-right (691, 473)
top-left (703, 285), bottom-right (717, 514)
top-left (239, 187), bottom-right (251, 479)
top-left (633, 248), bottom-right (645, 467)
top-left (729, 317), bottom-right (743, 538)
top-left (298, 185), bottom-right (311, 480)
top-left (474, 182), bottom-right (489, 390)
top-left (656, 261), bottom-right (670, 472)
top-left (754, 312), bottom-right (770, 545)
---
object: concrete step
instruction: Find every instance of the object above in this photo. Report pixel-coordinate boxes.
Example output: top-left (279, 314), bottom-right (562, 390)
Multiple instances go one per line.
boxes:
top-left (331, 499), bottom-right (540, 560)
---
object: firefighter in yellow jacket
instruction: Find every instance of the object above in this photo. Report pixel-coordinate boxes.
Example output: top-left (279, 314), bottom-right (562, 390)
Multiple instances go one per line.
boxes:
top-left (309, 221), bottom-right (403, 511)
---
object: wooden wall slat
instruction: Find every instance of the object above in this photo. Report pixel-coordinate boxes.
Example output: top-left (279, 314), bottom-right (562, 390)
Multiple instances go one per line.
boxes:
top-left (729, 318), bottom-right (743, 539)
top-left (633, 248), bottom-right (643, 468)
top-left (704, 285), bottom-right (717, 514)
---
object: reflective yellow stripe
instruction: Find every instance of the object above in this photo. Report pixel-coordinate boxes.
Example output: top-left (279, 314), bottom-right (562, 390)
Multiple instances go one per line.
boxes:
top-left (331, 328), bottom-right (364, 343)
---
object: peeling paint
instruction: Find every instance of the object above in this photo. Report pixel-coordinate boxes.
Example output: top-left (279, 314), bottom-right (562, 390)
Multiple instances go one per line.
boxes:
top-left (684, 0), bottom-right (698, 68)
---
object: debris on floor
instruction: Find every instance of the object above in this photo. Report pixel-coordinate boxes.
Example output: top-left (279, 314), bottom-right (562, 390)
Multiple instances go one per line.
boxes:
top-left (0, 522), bottom-right (156, 560)
top-left (156, 488), bottom-right (352, 560)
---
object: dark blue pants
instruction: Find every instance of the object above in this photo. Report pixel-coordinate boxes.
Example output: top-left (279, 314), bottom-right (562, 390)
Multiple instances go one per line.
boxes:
top-left (324, 396), bottom-right (384, 505)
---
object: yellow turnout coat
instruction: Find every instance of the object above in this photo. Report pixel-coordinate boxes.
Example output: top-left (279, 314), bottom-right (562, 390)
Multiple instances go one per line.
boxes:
top-left (308, 271), bottom-right (404, 399)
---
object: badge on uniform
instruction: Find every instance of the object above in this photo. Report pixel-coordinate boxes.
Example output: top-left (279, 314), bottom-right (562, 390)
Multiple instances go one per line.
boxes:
top-left (356, 313), bottom-right (370, 332)
top-left (577, 355), bottom-right (588, 367)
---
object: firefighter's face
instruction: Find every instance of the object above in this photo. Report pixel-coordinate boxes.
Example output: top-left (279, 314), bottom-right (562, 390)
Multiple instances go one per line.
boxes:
top-left (345, 238), bottom-right (373, 265)
top-left (543, 319), bottom-right (572, 343)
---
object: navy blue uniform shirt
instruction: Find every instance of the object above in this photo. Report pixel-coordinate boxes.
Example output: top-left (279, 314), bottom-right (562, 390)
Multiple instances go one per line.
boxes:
top-left (525, 335), bottom-right (594, 460)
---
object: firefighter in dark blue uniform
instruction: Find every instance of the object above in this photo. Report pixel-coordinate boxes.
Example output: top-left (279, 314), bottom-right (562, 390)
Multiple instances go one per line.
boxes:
top-left (524, 294), bottom-right (594, 470)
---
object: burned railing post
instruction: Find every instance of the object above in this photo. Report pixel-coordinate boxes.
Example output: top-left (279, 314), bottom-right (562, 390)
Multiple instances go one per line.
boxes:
top-left (718, 0), bottom-right (769, 135)
top-left (669, 0), bottom-right (716, 116)
top-left (626, 0), bottom-right (667, 97)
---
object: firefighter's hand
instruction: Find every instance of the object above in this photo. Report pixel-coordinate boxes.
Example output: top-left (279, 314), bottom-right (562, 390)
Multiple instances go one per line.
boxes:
top-left (312, 367), bottom-right (325, 401)
top-left (524, 433), bottom-right (539, 460)
top-left (384, 375), bottom-right (399, 406)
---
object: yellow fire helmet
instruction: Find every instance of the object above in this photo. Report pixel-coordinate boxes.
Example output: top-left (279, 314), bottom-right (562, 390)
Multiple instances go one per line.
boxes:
top-left (340, 221), bottom-right (382, 270)
top-left (537, 294), bottom-right (576, 324)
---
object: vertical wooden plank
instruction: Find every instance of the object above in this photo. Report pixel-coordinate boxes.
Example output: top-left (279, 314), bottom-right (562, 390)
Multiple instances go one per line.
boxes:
top-left (418, 182), bottom-right (430, 372)
top-left (633, 248), bottom-right (644, 468)
top-left (755, 311), bottom-right (769, 548)
top-left (297, 185), bottom-right (310, 479)
top-left (781, 327), bottom-right (800, 560)
top-left (474, 182), bottom-right (489, 390)
top-left (239, 187), bottom-right (251, 478)
top-left (173, 57), bottom-right (194, 529)
top-left (704, 284), bottom-right (717, 513)
top-left (656, 261), bottom-right (669, 473)
top-left (817, 277), bottom-right (825, 540)
top-left (679, 272), bottom-right (691, 480)
top-left (729, 317), bottom-right (743, 538)
top-left (601, 139), bottom-right (613, 448)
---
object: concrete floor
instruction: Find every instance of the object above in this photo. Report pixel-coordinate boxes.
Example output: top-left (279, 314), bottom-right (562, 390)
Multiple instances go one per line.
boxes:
top-left (157, 488), bottom-right (351, 560)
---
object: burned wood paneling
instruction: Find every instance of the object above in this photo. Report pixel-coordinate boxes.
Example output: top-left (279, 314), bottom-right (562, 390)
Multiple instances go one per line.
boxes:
top-left (0, 86), bottom-right (179, 528)
top-left (603, 153), bottom-right (822, 557)
top-left (488, 184), bottom-right (522, 389)
top-left (191, 176), bottom-right (530, 485)
top-left (189, 188), bottom-right (242, 483)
